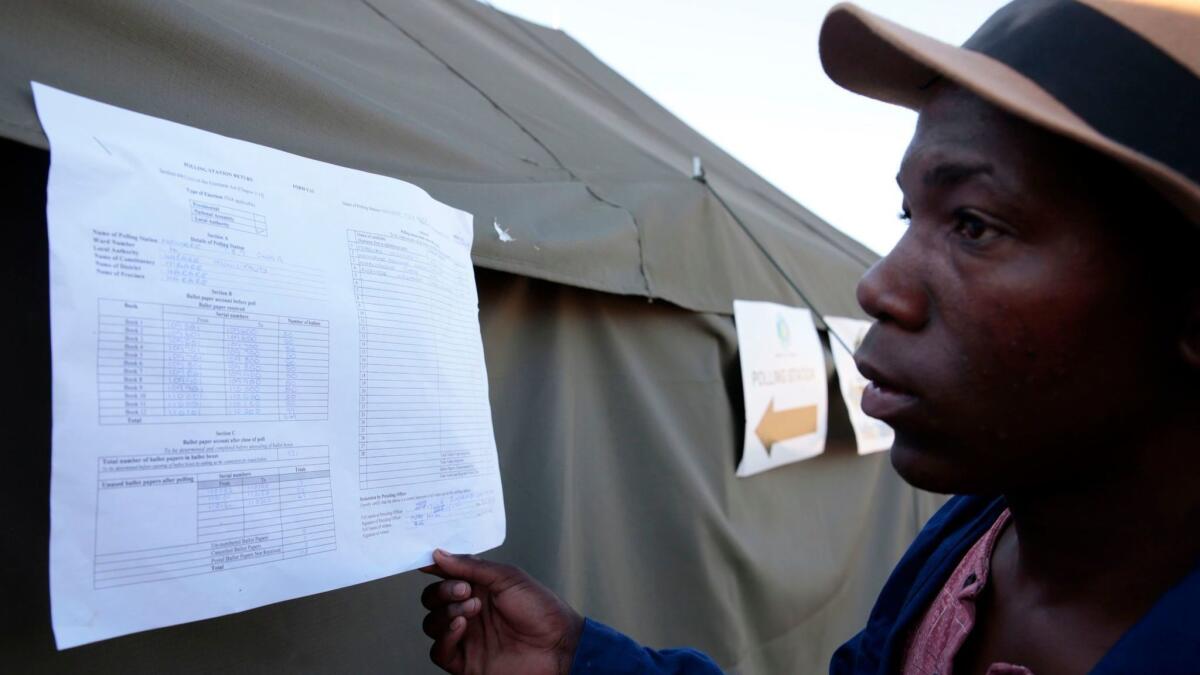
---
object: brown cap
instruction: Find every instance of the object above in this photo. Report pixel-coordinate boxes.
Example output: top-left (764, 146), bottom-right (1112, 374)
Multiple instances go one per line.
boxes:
top-left (819, 0), bottom-right (1200, 224)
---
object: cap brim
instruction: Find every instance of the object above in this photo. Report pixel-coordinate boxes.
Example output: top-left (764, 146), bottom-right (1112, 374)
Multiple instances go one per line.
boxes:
top-left (819, 2), bottom-right (1200, 223)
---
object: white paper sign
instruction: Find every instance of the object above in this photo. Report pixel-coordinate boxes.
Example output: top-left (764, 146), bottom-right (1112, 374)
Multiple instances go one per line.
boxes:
top-left (733, 300), bottom-right (828, 476)
top-left (824, 316), bottom-right (894, 455)
top-left (36, 83), bottom-right (507, 648)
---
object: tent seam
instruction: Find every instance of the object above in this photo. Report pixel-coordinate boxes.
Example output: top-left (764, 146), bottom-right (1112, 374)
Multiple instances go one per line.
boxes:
top-left (361, 0), bottom-right (654, 298)
top-left (490, 10), bottom-right (648, 128)
top-left (745, 184), bottom-right (876, 268)
top-left (702, 180), bottom-right (858, 353)
top-left (581, 185), bottom-right (653, 297)
top-left (481, 5), bottom-right (877, 270)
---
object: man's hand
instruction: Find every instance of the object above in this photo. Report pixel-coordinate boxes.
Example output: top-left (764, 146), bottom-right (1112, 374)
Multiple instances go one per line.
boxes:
top-left (420, 549), bottom-right (585, 675)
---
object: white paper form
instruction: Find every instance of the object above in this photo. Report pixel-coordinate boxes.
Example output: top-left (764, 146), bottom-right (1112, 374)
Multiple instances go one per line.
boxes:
top-left (35, 83), bottom-right (506, 649)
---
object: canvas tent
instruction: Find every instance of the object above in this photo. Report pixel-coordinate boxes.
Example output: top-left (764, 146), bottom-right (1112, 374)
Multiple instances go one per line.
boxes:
top-left (0, 0), bottom-right (944, 672)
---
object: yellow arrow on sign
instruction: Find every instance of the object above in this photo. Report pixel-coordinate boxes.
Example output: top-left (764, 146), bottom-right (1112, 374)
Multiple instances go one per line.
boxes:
top-left (755, 398), bottom-right (818, 453)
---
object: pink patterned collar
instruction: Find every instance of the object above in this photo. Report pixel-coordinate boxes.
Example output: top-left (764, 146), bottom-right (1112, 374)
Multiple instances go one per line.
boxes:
top-left (902, 508), bottom-right (1032, 675)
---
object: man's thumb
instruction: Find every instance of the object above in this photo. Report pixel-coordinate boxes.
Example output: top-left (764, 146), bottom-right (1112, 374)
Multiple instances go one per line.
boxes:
top-left (429, 549), bottom-right (508, 586)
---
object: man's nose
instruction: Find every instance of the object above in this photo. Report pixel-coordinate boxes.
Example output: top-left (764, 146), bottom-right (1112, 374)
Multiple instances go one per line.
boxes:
top-left (856, 228), bottom-right (929, 331)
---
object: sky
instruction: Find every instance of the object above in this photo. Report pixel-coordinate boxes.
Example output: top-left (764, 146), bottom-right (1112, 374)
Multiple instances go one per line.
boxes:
top-left (482, 0), bottom-right (1008, 254)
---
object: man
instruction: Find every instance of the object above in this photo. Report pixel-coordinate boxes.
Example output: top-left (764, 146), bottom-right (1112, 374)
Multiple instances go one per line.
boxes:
top-left (419, 0), bottom-right (1200, 672)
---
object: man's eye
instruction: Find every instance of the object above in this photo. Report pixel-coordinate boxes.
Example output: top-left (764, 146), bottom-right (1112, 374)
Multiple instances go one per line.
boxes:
top-left (952, 211), bottom-right (1000, 241)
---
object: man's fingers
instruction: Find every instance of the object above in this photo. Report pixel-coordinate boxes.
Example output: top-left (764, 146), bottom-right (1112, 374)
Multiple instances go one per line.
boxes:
top-left (429, 616), bottom-right (467, 673)
top-left (429, 549), bottom-right (510, 587)
top-left (422, 598), bottom-right (482, 638)
top-left (420, 580), bottom-right (472, 610)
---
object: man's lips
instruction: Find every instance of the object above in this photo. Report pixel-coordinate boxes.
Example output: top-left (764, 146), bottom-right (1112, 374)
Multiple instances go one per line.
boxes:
top-left (861, 381), bottom-right (919, 420)
top-left (854, 358), bottom-right (920, 421)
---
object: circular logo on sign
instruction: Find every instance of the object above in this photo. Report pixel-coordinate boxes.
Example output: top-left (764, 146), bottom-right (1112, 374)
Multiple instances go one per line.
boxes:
top-left (776, 314), bottom-right (791, 349)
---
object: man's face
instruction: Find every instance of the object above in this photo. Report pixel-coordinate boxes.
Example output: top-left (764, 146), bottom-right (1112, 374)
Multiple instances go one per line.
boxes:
top-left (854, 86), bottom-right (1177, 494)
